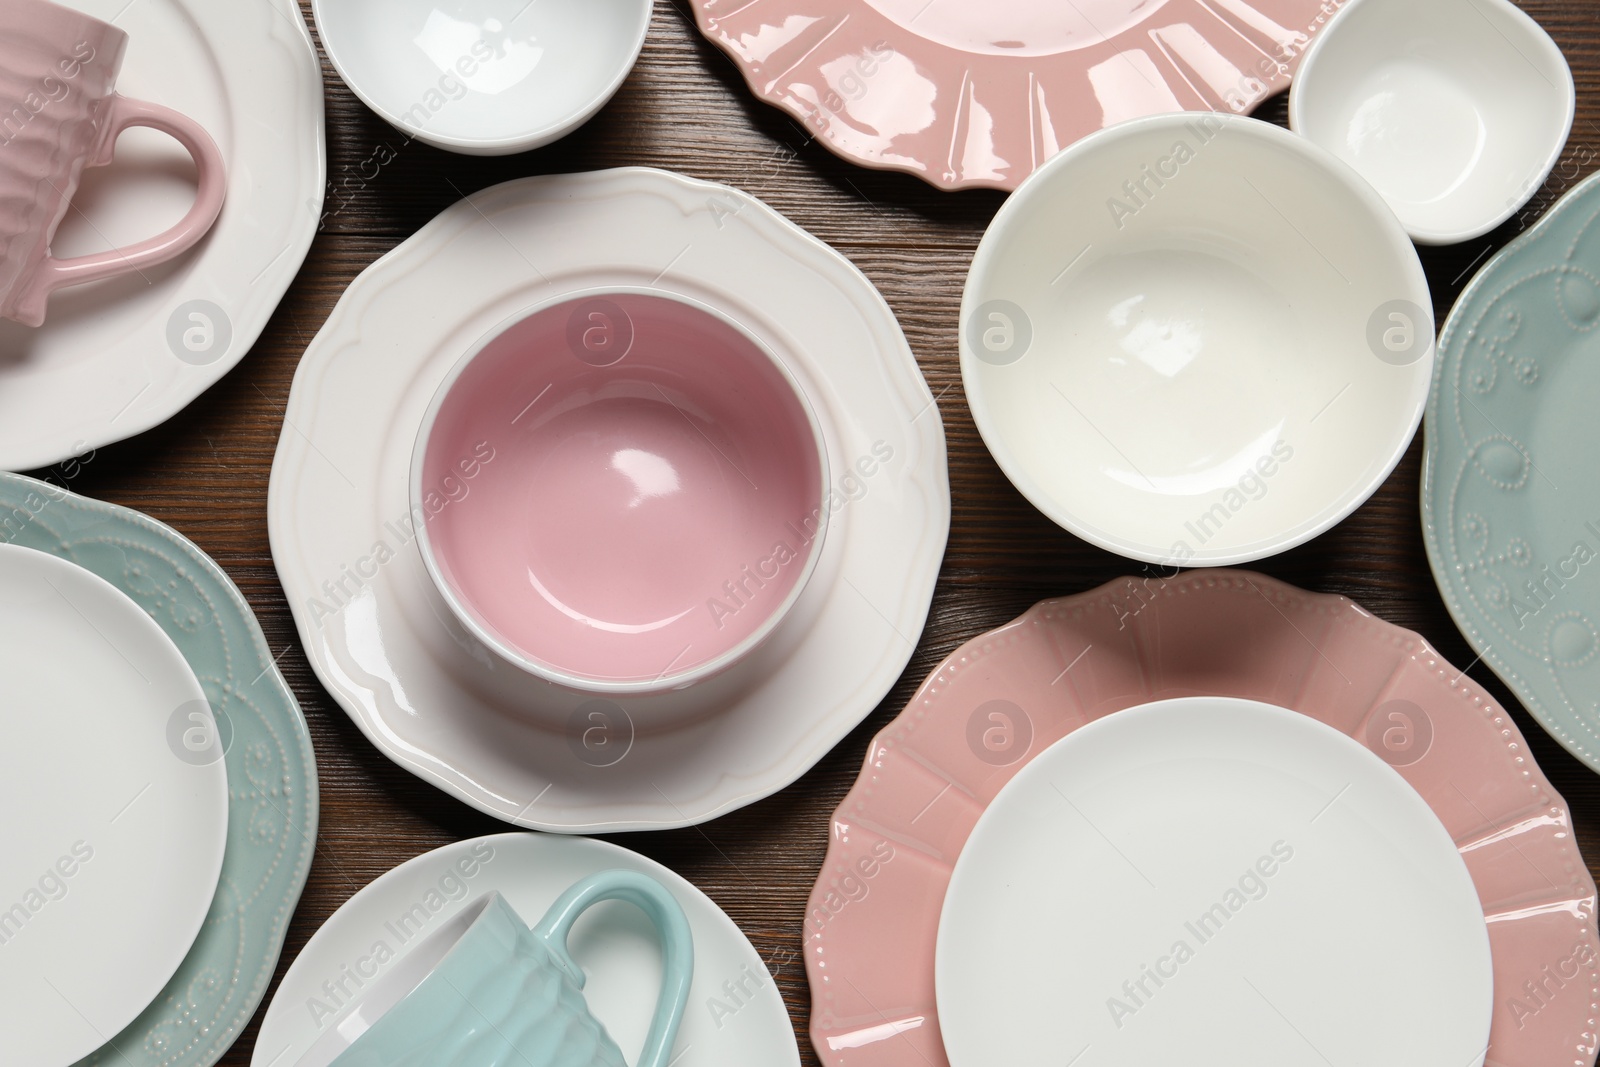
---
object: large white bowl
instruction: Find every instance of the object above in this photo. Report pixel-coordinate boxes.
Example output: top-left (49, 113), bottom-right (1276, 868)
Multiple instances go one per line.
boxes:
top-left (312, 0), bottom-right (651, 155)
top-left (1289, 0), bottom-right (1573, 246)
top-left (961, 113), bottom-right (1433, 567)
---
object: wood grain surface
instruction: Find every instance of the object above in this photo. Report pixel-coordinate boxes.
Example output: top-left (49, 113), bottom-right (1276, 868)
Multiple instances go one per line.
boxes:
top-left (26, 2), bottom-right (1600, 1062)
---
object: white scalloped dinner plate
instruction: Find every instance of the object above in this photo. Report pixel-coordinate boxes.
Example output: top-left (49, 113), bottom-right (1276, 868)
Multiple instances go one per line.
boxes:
top-left (268, 168), bottom-right (949, 832)
top-left (0, 0), bottom-right (323, 472)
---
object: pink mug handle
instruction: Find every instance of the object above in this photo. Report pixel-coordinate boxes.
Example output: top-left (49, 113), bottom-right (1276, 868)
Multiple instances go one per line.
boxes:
top-left (33, 94), bottom-right (226, 298)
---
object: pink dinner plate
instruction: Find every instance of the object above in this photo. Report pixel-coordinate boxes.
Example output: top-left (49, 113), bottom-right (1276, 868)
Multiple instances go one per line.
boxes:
top-left (805, 569), bottom-right (1599, 1067)
top-left (691, 0), bottom-right (1342, 191)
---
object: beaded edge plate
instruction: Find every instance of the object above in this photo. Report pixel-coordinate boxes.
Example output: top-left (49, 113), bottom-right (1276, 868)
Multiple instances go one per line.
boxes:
top-left (1423, 169), bottom-right (1600, 776)
top-left (805, 570), bottom-right (1598, 1067)
top-left (0, 472), bottom-right (317, 1067)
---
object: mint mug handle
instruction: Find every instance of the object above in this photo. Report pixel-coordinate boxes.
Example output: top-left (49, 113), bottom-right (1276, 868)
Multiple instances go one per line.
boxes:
top-left (531, 870), bottom-right (694, 1067)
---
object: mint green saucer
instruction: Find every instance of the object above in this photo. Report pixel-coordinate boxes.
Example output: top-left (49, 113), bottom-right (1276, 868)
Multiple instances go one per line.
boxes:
top-left (1423, 171), bottom-right (1600, 773)
top-left (0, 472), bottom-right (317, 1067)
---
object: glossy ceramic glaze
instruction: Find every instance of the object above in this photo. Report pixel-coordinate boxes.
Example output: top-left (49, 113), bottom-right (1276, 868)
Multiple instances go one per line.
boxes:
top-left (1290, 0), bottom-right (1573, 245)
top-left (805, 571), bottom-right (1598, 1067)
top-left (298, 877), bottom-right (691, 1067)
top-left (253, 834), bottom-right (799, 1067)
top-left (0, 0), bottom-right (225, 326)
top-left (0, 541), bottom-right (228, 1067)
top-left (416, 290), bottom-right (827, 693)
top-left (268, 168), bottom-right (949, 832)
top-left (1423, 170), bottom-right (1600, 777)
top-left (313, 0), bottom-right (650, 155)
top-left (691, 0), bottom-right (1340, 191)
top-left (0, 472), bottom-right (318, 1067)
top-left (962, 113), bottom-right (1432, 566)
top-left (0, 0), bottom-right (323, 471)
top-left (938, 697), bottom-right (1491, 1067)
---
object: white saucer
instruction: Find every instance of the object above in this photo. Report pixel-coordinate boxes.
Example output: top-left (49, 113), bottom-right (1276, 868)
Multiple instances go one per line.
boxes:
top-left (251, 833), bottom-right (799, 1067)
top-left (1289, 0), bottom-right (1574, 245)
top-left (0, 0), bottom-right (323, 471)
top-left (268, 168), bottom-right (949, 832)
top-left (313, 0), bottom-right (652, 155)
top-left (936, 697), bottom-right (1492, 1067)
top-left (0, 543), bottom-right (229, 1067)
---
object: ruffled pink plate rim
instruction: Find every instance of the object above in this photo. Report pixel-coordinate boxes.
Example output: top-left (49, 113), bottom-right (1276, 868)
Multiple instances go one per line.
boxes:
top-left (805, 569), bottom-right (1599, 1067)
top-left (690, 0), bottom-right (1342, 191)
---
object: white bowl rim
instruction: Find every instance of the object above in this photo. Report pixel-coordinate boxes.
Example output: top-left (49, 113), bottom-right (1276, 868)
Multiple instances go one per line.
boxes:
top-left (410, 283), bottom-right (832, 696)
top-left (310, 0), bottom-right (654, 155)
top-left (1286, 0), bottom-right (1576, 246)
top-left (960, 111), bottom-right (1433, 568)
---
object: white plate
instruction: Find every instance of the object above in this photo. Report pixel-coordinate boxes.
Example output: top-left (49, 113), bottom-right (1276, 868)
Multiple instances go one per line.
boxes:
top-left (0, 0), bottom-right (324, 472)
top-left (313, 0), bottom-right (652, 155)
top-left (267, 167), bottom-right (949, 832)
top-left (0, 543), bottom-right (229, 1067)
top-left (936, 697), bottom-right (1492, 1067)
top-left (1289, 0), bottom-right (1573, 245)
top-left (961, 113), bottom-right (1433, 566)
top-left (251, 833), bottom-right (799, 1067)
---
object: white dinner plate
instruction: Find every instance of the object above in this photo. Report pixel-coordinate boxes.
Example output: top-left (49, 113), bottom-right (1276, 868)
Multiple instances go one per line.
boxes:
top-left (0, 0), bottom-right (324, 472)
top-left (0, 543), bottom-right (229, 1067)
top-left (251, 833), bottom-right (800, 1067)
top-left (936, 697), bottom-right (1492, 1067)
top-left (268, 167), bottom-right (949, 832)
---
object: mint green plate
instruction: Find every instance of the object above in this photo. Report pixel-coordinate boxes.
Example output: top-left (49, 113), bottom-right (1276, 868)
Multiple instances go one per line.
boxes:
top-left (1423, 171), bottom-right (1600, 773)
top-left (0, 472), bottom-right (317, 1067)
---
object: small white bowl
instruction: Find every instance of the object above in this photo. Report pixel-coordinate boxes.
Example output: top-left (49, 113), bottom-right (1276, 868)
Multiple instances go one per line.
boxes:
top-left (1289, 0), bottom-right (1573, 246)
top-left (961, 113), bottom-right (1433, 567)
top-left (312, 0), bottom-right (652, 155)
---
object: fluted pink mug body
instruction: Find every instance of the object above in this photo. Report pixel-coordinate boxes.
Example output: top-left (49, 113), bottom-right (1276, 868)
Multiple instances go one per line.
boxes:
top-left (0, 0), bottom-right (226, 327)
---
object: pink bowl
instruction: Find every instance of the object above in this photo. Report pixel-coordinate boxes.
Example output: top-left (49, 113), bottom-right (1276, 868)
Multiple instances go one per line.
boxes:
top-left (413, 289), bottom-right (829, 694)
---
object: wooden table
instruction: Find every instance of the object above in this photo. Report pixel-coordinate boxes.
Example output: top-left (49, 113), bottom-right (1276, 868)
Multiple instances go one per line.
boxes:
top-left (33, 3), bottom-right (1600, 1062)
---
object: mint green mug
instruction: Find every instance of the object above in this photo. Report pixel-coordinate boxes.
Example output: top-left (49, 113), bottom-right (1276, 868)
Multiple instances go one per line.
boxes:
top-left (296, 871), bottom-right (694, 1067)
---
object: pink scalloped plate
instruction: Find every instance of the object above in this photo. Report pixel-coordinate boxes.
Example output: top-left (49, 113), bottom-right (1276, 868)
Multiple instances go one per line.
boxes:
top-left (805, 570), bottom-right (1599, 1067)
top-left (691, 0), bottom-right (1342, 191)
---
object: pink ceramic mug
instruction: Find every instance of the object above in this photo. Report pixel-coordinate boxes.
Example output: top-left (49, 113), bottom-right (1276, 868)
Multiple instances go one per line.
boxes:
top-left (0, 0), bottom-right (226, 327)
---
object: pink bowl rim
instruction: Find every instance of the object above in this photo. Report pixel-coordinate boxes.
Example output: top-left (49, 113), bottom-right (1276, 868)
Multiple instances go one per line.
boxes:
top-left (410, 284), bottom-right (832, 696)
